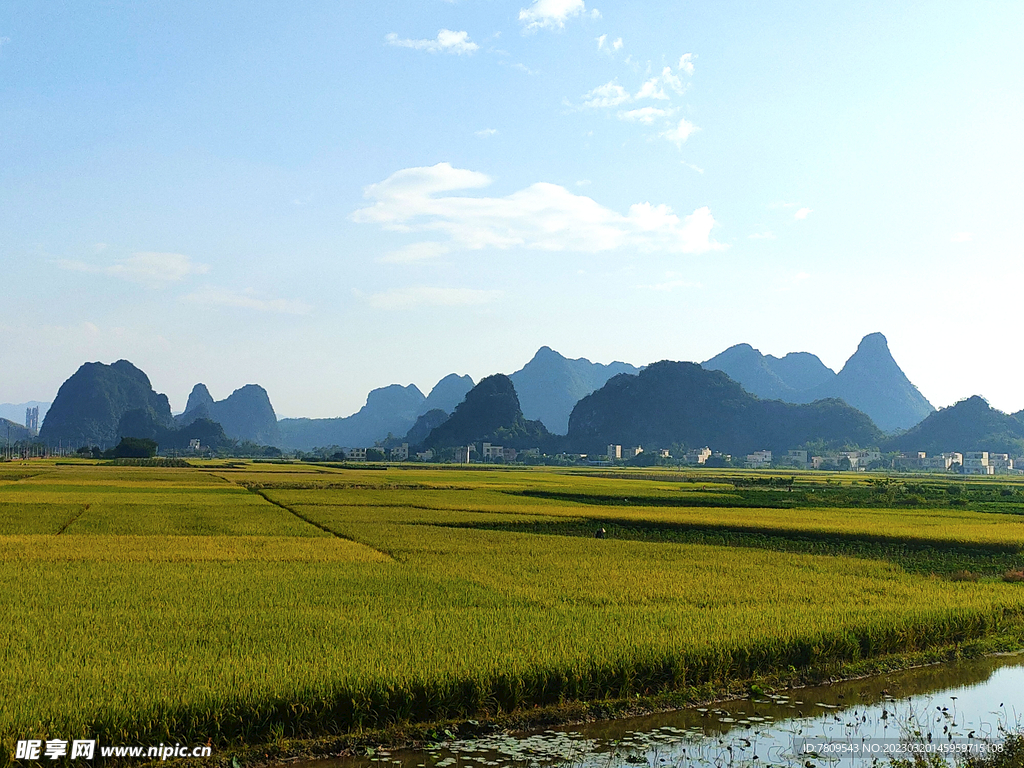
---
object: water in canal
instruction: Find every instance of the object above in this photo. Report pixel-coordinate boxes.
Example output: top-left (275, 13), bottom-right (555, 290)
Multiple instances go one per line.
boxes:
top-left (317, 654), bottom-right (1023, 768)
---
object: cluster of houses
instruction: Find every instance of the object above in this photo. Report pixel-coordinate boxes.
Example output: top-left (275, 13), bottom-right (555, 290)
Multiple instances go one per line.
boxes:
top-left (680, 447), bottom-right (1019, 474)
top-left (892, 451), bottom-right (1015, 475)
top-left (338, 440), bottom-right (1020, 474)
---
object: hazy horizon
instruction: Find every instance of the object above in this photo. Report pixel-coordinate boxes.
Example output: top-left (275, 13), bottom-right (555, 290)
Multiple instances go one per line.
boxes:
top-left (2, 1), bottom-right (1021, 418)
top-left (2, 333), bottom-right (1020, 422)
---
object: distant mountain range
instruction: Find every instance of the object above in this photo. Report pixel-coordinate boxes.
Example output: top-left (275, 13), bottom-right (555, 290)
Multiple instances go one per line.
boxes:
top-left (566, 360), bottom-right (882, 457)
top-left (884, 396), bottom-right (1024, 456)
top-left (176, 383), bottom-right (280, 445)
top-left (703, 332), bottom-right (933, 432)
top-left (35, 334), bottom-right (1019, 459)
top-left (1, 418), bottom-right (34, 444)
top-left (277, 374), bottom-right (474, 451)
top-left (276, 347), bottom-right (634, 451)
top-left (509, 346), bottom-right (640, 434)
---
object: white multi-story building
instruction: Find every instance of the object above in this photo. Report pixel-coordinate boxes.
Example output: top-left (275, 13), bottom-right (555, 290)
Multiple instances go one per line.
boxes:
top-left (746, 450), bottom-right (772, 468)
top-left (922, 453), bottom-right (955, 471)
top-left (482, 443), bottom-right (504, 460)
top-left (389, 443), bottom-right (409, 461)
top-left (963, 451), bottom-right (993, 475)
top-left (453, 446), bottom-right (471, 464)
top-left (683, 447), bottom-right (712, 465)
top-left (25, 406), bottom-right (39, 434)
top-left (347, 448), bottom-right (367, 461)
top-left (989, 454), bottom-right (1014, 473)
top-left (622, 446), bottom-right (643, 460)
top-left (781, 450), bottom-right (808, 469)
top-left (607, 444), bottom-right (622, 460)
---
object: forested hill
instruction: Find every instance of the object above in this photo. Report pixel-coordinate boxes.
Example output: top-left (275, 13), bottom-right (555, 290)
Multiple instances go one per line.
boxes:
top-left (39, 360), bottom-right (174, 450)
top-left (884, 396), bottom-right (1024, 455)
top-left (422, 374), bottom-right (551, 450)
top-left (567, 360), bottom-right (882, 456)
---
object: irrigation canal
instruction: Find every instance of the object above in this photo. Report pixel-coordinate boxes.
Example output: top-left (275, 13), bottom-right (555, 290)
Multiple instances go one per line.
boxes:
top-left (298, 653), bottom-right (1024, 768)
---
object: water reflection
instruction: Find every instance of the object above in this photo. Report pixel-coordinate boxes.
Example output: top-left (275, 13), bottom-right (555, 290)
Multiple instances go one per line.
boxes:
top-left (308, 654), bottom-right (1023, 768)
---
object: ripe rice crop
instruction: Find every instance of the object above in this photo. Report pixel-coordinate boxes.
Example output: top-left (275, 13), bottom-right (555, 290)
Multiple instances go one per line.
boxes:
top-left (2, 462), bottom-right (1024, 755)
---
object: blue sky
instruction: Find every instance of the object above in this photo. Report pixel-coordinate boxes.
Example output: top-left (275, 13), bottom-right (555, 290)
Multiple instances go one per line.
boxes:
top-left (1, 0), bottom-right (1022, 418)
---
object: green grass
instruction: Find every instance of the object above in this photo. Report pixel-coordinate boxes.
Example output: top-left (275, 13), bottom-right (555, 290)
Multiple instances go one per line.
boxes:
top-left (2, 462), bottom-right (1024, 758)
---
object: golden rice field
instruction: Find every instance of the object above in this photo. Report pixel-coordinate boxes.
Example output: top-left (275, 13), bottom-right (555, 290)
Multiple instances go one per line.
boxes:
top-left (2, 461), bottom-right (1024, 756)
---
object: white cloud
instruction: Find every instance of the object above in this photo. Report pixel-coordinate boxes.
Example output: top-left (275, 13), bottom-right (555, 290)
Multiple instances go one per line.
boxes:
top-left (618, 106), bottom-right (672, 124)
top-left (366, 286), bottom-right (501, 310)
top-left (794, 207), bottom-right (812, 220)
top-left (380, 242), bottom-right (450, 264)
top-left (519, 0), bottom-right (592, 30)
top-left (181, 286), bottom-right (311, 315)
top-left (951, 231), bottom-right (972, 243)
top-left (475, 128), bottom-right (498, 137)
top-left (511, 62), bottom-right (539, 75)
top-left (584, 67), bottom-right (687, 114)
top-left (385, 29), bottom-right (478, 54)
top-left (661, 118), bottom-right (698, 147)
top-left (636, 67), bottom-right (685, 100)
top-left (635, 75), bottom-right (668, 101)
top-left (596, 34), bottom-right (606, 48)
top-left (582, 80), bottom-right (631, 108)
top-left (748, 231), bottom-right (777, 240)
top-left (58, 252), bottom-right (209, 288)
top-left (612, 37), bottom-right (623, 50)
top-left (352, 162), bottom-right (721, 255)
top-left (596, 35), bottom-right (622, 51)
top-left (678, 53), bottom-right (695, 74)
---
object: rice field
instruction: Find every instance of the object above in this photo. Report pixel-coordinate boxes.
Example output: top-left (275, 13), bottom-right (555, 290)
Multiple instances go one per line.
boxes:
top-left (2, 461), bottom-right (1024, 756)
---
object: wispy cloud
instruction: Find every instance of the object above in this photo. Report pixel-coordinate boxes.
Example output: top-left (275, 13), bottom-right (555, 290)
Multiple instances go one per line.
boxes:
top-left (181, 286), bottom-right (311, 315)
top-left (380, 242), bottom-right (450, 264)
top-left (578, 60), bottom-right (696, 145)
top-left (661, 118), bottom-right (698, 147)
top-left (596, 34), bottom-right (622, 51)
top-left (582, 81), bottom-right (630, 108)
top-left (475, 128), bottom-right (498, 137)
top-left (519, 0), bottom-right (598, 30)
top-left (58, 252), bottom-right (209, 288)
top-left (352, 162), bottom-right (721, 255)
top-left (618, 106), bottom-right (673, 124)
top-left (385, 29), bottom-right (478, 54)
top-left (365, 286), bottom-right (501, 310)
top-left (794, 207), bottom-right (812, 220)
